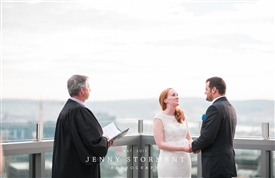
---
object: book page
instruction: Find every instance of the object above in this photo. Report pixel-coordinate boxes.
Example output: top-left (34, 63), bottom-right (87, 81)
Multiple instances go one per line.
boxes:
top-left (102, 122), bottom-right (121, 140)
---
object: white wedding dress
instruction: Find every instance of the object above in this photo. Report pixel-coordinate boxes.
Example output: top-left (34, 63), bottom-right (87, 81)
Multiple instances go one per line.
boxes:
top-left (154, 112), bottom-right (191, 178)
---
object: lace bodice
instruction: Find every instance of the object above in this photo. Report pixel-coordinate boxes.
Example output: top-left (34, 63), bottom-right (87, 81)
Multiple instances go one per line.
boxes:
top-left (154, 112), bottom-right (191, 178)
top-left (154, 112), bottom-right (188, 145)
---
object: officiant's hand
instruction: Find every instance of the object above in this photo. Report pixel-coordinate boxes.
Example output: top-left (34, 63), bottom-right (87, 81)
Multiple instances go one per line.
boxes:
top-left (108, 140), bottom-right (114, 148)
top-left (103, 136), bottom-right (114, 148)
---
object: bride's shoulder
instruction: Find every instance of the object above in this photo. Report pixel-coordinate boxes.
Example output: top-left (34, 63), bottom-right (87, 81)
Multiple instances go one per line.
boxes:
top-left (154, 112), bottom-right (174, 122)
top-left (154, 112), bottom-right (166, 121)
top-left (154, 112), bottom-right (163, 118)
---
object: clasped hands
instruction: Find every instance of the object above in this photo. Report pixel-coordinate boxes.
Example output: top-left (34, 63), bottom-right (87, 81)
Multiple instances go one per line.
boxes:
top-left (187, 143), bottom-right (200, 154)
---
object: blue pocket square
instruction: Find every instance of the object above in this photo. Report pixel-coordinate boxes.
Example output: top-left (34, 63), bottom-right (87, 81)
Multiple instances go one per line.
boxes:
top-left (202, 114), bottom-right (206, 121)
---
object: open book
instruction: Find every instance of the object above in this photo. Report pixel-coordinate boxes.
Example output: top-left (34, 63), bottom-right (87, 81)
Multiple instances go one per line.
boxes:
top-left (102, 122), bottom-right (129, 142)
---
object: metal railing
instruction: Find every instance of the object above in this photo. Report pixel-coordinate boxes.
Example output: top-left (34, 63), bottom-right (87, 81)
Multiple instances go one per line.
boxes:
top-left (1, 121), bottom-right (275, 178)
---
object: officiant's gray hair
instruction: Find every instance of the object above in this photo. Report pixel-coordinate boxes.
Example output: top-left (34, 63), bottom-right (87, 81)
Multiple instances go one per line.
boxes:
top-left (67, 74), bottom-right (89, 96)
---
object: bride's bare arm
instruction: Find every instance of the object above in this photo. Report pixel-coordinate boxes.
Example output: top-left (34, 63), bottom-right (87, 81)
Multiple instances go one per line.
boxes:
top-left (153, 118), bottom-right (191, 152)
top-left (185, 117), bottom-right (201, 154)
top-left (185, 116), bottom-right (193, 143)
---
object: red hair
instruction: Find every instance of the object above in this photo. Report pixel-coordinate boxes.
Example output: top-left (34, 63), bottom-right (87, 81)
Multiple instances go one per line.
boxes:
top-left (159, 88), bottom-right (185, 123)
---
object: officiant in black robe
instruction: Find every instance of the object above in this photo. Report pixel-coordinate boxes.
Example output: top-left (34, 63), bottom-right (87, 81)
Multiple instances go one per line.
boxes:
top-left (52, 75), bottom-right (113, 178)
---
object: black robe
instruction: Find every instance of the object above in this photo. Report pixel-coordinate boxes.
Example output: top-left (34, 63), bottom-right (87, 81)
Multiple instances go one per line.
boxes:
top-left (52, 99), bottom-right (108, 178)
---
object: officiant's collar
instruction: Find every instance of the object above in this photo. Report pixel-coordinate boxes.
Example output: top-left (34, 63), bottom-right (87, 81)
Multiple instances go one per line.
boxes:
top-left (70, 97), bottom-right (85, 107)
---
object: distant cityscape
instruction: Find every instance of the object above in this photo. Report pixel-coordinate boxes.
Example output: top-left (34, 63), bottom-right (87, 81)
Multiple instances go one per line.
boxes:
top-left (1, 98), bottom-right (274, 139)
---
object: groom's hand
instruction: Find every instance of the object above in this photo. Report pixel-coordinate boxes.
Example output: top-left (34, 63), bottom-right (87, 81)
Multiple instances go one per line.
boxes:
top-left (189, 144), bottom-right (200, 154)
top-left (193, 150), bottom-right (200, 154)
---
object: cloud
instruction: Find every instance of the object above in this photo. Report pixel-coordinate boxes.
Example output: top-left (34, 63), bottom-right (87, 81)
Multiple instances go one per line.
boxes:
top-left (1, 1), bottom-right (274, 101)
top-left (181, 2), bottom-right (240, 16)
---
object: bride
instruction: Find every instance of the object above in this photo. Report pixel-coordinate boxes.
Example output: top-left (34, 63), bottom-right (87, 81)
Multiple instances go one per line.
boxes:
top-left (153, 88), bottom-right (193, 178)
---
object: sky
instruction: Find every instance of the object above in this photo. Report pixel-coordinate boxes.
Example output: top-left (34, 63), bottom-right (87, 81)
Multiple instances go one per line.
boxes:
top-left (1, 0), bottom-right (274, 101)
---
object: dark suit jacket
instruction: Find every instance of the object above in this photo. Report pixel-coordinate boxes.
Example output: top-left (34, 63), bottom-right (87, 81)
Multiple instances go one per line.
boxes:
top-left (52, 99), bottom-right (108, 178)
top-left (192, 97), bottom-right (237, 178)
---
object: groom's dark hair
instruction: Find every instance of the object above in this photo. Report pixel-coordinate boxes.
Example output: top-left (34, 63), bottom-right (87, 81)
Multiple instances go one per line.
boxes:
top-left (206, 77), bottom-right (226, 95)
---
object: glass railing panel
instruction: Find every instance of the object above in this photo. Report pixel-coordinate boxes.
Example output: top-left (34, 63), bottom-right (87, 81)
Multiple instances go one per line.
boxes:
top-left (150, 145), bottom-right (158, 178)
top-left (100, 145), bottom-right (128, 177)
top-left (235, 122), bottom-right (262, 138)
top-left (235, 149), bottom-right (261, 177)
top-left (1, 120), bottom-right (273, 142)
top-left (235, 122), bottom-right (275, 139)
top-left (269, 123), bottom-right (275, 139)
top-left (41, 120), bottom-right (275, 140)
top-left (0, 123), bottom-right (36, 142)
top-left (143, 120), bottom-right (153, 134)
top-left (43, 123), bottom-right (56, 140)
top-left (2, 154), bottom-right (30, 178)
top-left (188, 121), bottom-right (202, 137)
top-left (190, 153), bottom-right (198, 178)
top-left (45, 152), bottom-right (53, 178)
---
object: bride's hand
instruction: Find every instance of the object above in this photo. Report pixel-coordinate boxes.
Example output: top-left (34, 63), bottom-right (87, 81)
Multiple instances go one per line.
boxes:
top-left (184, 145), bottom-right (192, 153)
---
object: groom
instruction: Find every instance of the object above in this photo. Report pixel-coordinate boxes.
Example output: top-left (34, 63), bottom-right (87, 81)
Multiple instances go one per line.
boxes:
top-left (192, 77), bottom-right (237, 178)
